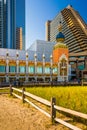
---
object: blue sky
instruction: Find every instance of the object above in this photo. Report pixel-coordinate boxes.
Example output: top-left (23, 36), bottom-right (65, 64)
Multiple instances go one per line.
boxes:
top-left (26, 0), bottom-right (87, 49)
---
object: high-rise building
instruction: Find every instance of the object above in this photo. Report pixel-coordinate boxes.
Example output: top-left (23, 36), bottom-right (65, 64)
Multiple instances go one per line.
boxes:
top-left (0, 0), bottom-right (3, 48)
top-left (16, 27), bottom-right (23, 50)
top-left (0, 0), bottom-right (6, 48)
top-left (16, 0), bottom-right (25, 50)
top-left (46, 5), bottom-right (87, 53)
top-left (0, 0), bottom-right (25, 50)
top-left (6, 0), bottom-right (16, 49)
top-left (45, 20), bottom-right (51, 41)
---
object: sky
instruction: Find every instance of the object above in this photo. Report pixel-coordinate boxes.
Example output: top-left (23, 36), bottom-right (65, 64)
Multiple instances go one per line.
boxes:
top-left (26, 0), bottom-right (87, 49)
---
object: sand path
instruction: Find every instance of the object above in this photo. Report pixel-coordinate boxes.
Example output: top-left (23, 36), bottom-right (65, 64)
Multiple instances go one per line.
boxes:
top-left (0, 94), bottom-right (69, 130)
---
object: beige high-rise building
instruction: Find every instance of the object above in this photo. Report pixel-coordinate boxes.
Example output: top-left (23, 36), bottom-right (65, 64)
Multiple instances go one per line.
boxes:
top-left (16, 27), bottom-right (23, 50)
top-left (45, 20), bottom-right (51, 41)
top-left (46, 5), bottom-right (87, 53)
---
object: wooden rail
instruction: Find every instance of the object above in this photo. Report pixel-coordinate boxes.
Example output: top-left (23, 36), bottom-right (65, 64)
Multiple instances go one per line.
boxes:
top-left (10, 86), bottom-right (87, 130)
top-left (55, 118), bottom-right (81, 130)
top-left (0, 87), bottom-right (10, 90)
top-left (54, 105), bottom-right (87, 120)
top-left (24, 91), bottom-right (51, 106)
top-left (12, 92), bottom-right (22, 100)
top-left (24, 98), bottom-right (51, 118)
top-left (0, 87), bottom-right (9, 94)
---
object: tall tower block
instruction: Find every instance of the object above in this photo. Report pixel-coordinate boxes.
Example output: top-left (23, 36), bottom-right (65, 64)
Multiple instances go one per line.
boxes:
top-left (53, 22), bottom-right (68, 63)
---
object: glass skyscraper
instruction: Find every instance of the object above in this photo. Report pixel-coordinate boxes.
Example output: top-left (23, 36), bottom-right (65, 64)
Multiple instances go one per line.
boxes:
top-left (0, 0), bottom-right (16, 49)
top-left (0, 0), bottom-right (3, 48)
top-left (0, 0), bottom-right (6, 48)
top-left (6, 0), bottom-right (16, 49)
top-left (0, 0), bottom-right (25, 50)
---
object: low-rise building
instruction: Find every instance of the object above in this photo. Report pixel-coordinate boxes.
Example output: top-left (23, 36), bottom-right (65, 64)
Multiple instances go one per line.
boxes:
top-left (0, 24), bottom-right (70, 83)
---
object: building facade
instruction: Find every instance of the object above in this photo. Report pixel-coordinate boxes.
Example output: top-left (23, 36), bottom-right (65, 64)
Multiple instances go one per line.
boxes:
top-left (0, 49), bottom-right (58, 83)
top-left (16, 27), bottom-right (23, 50)
top-left (46, 5), bottom-right (87, 53)
top-left (0, 26), bottom-right (70, 83)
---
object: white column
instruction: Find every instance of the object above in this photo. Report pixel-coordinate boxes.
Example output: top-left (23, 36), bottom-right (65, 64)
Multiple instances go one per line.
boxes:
top-left (26, 52), bottom-right (28, 82)
top-left (34, 53), bottom-right (37, 82)
top-left (42, 54), bottom-right (45, 82)
top-left (50, 54), bottom-right (53, 82)
top-left (6, 51), bottom-right (9, 82)
top-left (16, 52), bottom-right (19, 80)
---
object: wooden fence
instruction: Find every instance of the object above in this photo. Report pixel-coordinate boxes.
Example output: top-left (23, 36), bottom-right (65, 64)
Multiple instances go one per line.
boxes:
top-left (9, 86), bottom-right (87, 130)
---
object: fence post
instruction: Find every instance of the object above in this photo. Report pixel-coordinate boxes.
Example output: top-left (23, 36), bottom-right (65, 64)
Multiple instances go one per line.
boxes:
top-left (22, 87), bottom-right (25, 103)
top-left (10, 84), bottom-right (13, 96)
top-left (51, 97), bottom-right (56, 123)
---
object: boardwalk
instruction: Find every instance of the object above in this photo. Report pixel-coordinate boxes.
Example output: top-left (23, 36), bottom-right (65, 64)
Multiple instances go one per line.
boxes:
top-left (0, 95), bottom-right (69, 130)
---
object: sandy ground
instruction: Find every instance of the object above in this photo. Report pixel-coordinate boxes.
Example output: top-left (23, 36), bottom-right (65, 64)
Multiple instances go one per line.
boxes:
top-left (0, 94), bottom-right (70, 130)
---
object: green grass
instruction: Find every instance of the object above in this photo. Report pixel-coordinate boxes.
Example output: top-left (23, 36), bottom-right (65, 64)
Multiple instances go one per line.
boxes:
top-left (0, 88), bottom-right (9, 93)
top-left (25, 86), bottom-right (87, 114)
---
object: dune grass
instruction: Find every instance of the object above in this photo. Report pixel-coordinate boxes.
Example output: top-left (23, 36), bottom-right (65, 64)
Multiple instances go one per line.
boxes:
top-left (25, 86), bottom-right (87, 114)
top-left (0, 88), bottom-right (9, 93)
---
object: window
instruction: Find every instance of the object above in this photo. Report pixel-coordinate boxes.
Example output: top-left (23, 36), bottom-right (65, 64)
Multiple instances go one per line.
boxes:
top-left (37, 67), bottom-right (42, 74)
top-left (45, 67), bottom-right (50, 74)
top-left (28, 66), bottom-right (34, 73)
top-left (0, 65), bottom-right (5, 72)
top-left (53, 67), bottom-right (58, 74)
top-left (70, 62), bottom-right (75, 65)
top-left (70, 56), bottom-right (75, 58)
top-left (9, 66), bottom-right (16, 73)
top-left (19, 66), bottom-right (25, 73)
top-left (78, 65), bottom-right (84, 70)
